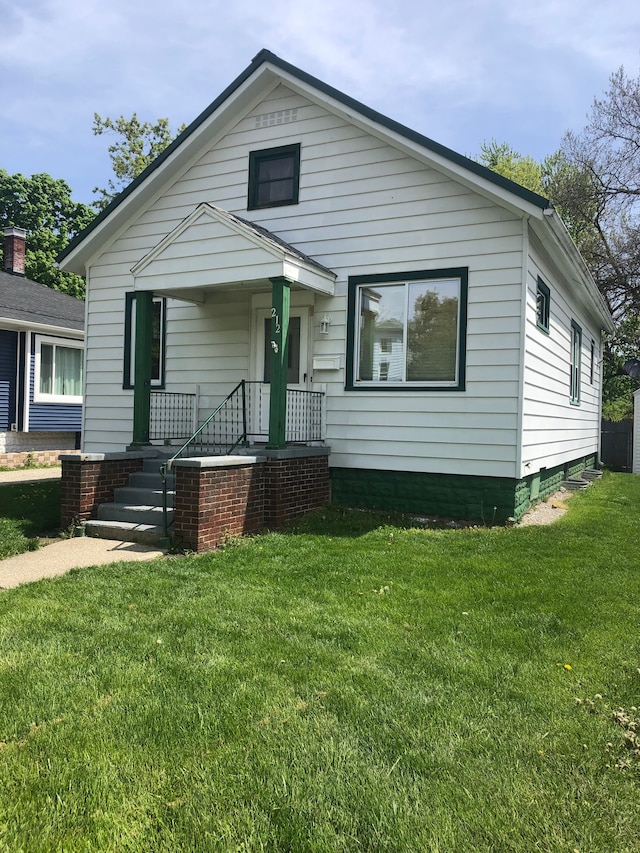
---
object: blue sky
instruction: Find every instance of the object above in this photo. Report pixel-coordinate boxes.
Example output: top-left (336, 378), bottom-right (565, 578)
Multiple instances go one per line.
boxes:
top-left (2, 0), bottom-right (639, 206)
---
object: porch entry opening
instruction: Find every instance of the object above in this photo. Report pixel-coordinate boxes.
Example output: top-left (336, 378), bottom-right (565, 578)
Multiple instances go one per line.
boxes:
top-left (255, 309), bottom-right (309, 437)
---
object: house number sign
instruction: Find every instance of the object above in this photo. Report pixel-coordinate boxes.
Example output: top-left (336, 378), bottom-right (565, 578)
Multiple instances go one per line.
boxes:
top-left (271, 307), bottom-right (280, 354)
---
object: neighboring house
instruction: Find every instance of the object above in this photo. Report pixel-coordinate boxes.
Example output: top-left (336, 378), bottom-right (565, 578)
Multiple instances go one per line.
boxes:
top-left (0, 227), bottom-right (84, 463)
top-left (58, 49), bottom-right (613, 530)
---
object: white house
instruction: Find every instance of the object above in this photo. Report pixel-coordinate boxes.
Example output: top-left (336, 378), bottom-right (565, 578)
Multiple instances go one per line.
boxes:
top-left (59, 49), bottom-right (613, 530)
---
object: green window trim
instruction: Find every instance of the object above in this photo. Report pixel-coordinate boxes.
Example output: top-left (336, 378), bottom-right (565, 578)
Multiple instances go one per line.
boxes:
top-left (570, 319), bottom-right (582, 405)
top-left (248, 143), bottom-right (301, 210)
top-left (536, 277), bottom-right (550, 333)
top-left (346, 268), bottom-right (468, 391)
top-left (123, 292), bottom-right (166, 390)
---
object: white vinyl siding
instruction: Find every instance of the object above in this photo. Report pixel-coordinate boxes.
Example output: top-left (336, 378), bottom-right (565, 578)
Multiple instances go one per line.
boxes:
top-left (520, 228), bottom-right (602, 476)
top-left (82, 83), bottom-right (527, 475)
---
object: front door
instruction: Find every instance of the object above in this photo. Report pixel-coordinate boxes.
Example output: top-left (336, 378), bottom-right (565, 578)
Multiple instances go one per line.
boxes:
top-left (254, 308), bottom-right (309, 437)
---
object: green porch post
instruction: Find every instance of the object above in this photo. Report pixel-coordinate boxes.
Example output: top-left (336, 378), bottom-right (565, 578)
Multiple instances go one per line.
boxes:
top-left (267, 276), bottom-right (291, 449)
top-left (131, 290), bottom-right (154, 446)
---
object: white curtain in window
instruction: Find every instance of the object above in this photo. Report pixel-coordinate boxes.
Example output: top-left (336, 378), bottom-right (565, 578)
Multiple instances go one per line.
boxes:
top-left (53, 346), bottom-right (83, 396)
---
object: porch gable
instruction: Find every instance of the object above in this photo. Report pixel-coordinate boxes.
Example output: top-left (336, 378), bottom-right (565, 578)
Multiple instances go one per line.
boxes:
top-left (131, 203), bottom-right (336, 302)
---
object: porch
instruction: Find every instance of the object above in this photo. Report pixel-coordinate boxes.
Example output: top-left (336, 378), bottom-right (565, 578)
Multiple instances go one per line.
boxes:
top-left (61, 204), bottom-right (337, 550)
top-left (148, 381), bottom-right (325, 456)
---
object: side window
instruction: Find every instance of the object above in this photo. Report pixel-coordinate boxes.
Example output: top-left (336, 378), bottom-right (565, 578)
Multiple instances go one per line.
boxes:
top-left (248, 144), bottom-right (301, 210)
top-left (570, 320), bottom-right (582, 404)
top-left (33, 336), bottom-right (83, 403)
top-left (536, 277), bottom-right (550, 332)
top-left (123, 293), bottom-right (166, 389)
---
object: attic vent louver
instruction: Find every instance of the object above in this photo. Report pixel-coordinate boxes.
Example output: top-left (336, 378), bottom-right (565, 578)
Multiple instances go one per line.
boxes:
top-left (255, 108), bottom-right (298, 129)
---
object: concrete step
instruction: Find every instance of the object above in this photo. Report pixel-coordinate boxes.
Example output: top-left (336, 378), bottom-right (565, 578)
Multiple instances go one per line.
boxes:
top-left (581, 469), bottom-right (603, 481)
top-left (562, 478), bottom-right (590, 490)
top-left (142, 457), bottom-right (173, 473)
top-left (97, 502), bottom-right (173, 526)
top-left (128, 471), bottom-right (175, 490)
top-left (85, 519), bottom-right (170, 546)
top-left (114, 485), bottom-right (175, 507)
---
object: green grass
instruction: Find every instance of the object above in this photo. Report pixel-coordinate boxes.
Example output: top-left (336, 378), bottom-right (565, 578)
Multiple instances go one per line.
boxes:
top-left (0, 473), bottom-right (639, 851)
top-left (0, 481), bottom-right (61, 559)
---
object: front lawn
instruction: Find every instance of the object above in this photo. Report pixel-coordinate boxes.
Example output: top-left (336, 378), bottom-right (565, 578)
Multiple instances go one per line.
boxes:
top-left (0, 473), bottom-right (639, 851)
top-left (0, 481), bottom-right (61, 559)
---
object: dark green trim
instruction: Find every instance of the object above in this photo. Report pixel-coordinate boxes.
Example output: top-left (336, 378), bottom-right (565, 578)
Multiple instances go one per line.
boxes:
top-left (330, 454), bottom-right (597, 524)
top-left (267, 277), bottom-right (291, 449)
top-left (248, 143), bottom-right (301, 210)
top-left (536, 276), bottom-right (550, 333)
top-left (570, 319), bottom-right (582, 405)
top-left (58, 50), bottom-right (550, 265)
top-left (346, 267), bottom-right (468, 391)
top-left (123, 292), bottom-right (166, 390)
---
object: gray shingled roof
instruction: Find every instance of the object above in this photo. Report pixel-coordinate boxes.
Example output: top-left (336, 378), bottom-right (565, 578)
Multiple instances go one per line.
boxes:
top-left (0, 271), bottom-right (84, 331)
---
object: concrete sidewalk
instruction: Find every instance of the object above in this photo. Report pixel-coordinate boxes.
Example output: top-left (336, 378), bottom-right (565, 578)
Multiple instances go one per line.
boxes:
top-left (0, 466), bottom-right (62, 485)
top-left (0, 537), bottom-right (167, 589)
top-left (0, 466), bottom-right (167, 589)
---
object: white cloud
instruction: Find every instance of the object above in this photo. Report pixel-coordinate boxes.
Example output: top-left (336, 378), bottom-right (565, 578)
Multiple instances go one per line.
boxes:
top-left (1, 0), bottom-right (639, 201)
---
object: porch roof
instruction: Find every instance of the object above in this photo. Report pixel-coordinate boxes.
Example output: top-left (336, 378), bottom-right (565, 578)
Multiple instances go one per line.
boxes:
top-left (131, 203), bottom-right (336, 303)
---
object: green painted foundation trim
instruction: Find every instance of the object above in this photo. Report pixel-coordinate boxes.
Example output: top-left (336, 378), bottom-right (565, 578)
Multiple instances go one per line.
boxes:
top-left (330, 455), bottom-right (597, 524)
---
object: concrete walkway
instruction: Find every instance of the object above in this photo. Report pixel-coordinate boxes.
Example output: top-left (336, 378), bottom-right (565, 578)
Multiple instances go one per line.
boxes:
top-left (0, 466), bottom-right (167, 589)
top-left (0, 465), bottom-right (63, 485)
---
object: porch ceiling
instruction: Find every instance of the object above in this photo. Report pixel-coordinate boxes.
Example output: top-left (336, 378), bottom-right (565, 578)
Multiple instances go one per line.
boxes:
top-left (131, 203), bottom-right (336, 303)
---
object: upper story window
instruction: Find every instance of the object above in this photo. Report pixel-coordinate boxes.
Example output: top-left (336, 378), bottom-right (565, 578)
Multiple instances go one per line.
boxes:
top-left (33, 335), bottom-right (83, 404)
top-left (346, 268), bottom-right (468, 391)
top-left (536, 277), bottom-right (550, 332)
top-left (248, 144), bottom-right (301, 210)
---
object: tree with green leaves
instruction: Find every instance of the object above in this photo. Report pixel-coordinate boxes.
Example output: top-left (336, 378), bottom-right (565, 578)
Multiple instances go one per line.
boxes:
top-left (477, 141), bottom-right (544, 195)
top-left (0, 170), bottom-right (95, 298)
top-left (478, 67), bottom-right (640, 420)
top-left (92, 113), bottom-right (186, 210)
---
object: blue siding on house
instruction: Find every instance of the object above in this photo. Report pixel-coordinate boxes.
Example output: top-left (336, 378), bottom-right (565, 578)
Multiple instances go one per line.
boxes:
top-left (28, 334), bottom-right (82, 432)
top-left (0, 330), bottom-right (18, 430)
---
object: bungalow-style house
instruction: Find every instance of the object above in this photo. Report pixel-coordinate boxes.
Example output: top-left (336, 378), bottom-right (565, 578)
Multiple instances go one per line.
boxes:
top-left (0, 227), bottom-right (83, 467)
top-left (58, 50), bottom-right (613, 549)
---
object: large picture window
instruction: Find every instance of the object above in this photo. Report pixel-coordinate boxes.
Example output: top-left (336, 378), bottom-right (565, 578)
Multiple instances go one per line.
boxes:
top-left (33, 336), bottom-right (83, 404)
top-left (347, 269), bottom-right (468, 390)
top-left (123, 293), bottom-right (166, 389)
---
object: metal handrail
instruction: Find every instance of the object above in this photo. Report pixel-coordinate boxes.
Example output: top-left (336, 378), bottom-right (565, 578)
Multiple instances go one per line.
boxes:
top-left (160, 381), bottom-right (246, 539)
top-left (157, 381), bottom-right (325, 540)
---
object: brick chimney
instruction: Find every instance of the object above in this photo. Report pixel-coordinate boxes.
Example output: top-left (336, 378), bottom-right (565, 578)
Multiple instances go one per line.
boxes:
top-left (3, 226), bottom-right (27, 276)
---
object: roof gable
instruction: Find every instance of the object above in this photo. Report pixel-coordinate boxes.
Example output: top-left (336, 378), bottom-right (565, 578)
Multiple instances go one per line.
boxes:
top-left (59, 49), bottom-right (550, 273)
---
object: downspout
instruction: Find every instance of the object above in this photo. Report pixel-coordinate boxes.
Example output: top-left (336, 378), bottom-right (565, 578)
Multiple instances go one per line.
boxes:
top-left (23, 331), bottom-right (31, 433)
top-left (596, 333), bottom-right (605, 467)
